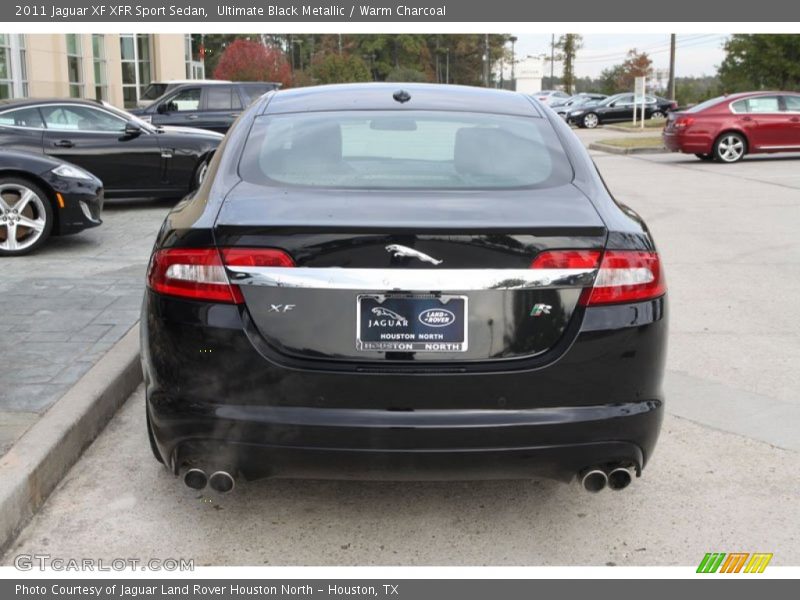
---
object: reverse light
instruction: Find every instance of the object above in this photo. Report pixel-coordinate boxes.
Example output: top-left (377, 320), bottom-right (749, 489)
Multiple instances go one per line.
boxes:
top-left (582, 251), bottom-right (666, 306)
top-left (146, 247), bottom-right (295, 303)
top-left (221, 248), bottom-right (295, 268)
top-left (531, 250), bottom-right (602, 270)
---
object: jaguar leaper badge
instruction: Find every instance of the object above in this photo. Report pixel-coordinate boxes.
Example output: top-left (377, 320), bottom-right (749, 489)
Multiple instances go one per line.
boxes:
top-left (385, 244), bottom-right (443, 265)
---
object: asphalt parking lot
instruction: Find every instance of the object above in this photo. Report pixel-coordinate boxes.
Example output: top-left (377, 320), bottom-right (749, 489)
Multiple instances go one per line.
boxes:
top-left (3, 135), bottom-right (799, 566)
top-left (0, 199), bottom-right (170, 455)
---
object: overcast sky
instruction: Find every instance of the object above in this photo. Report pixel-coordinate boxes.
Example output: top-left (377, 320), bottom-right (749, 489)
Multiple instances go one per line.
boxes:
top-left (511, 34), bottom-right (728, 78)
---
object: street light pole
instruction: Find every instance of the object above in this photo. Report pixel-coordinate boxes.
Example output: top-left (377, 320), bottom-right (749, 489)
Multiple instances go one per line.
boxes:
top-left (484, 33), bottom-right (490, 87)
top-left (668, 33), bottom-right (676, 101)
top-left (510, 35), bottom-right (517, 90)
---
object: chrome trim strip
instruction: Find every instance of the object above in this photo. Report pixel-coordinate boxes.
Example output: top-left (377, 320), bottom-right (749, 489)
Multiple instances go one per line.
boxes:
top-left (226, 267), bottom-right (597, 291)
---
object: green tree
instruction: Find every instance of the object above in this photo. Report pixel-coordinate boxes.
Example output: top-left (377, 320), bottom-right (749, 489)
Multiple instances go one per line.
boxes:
top-left (556, 34), bottom-right (583, 94)
top-left (674, 76), bottom-right (722, 106)
top-left (598, 65), bottom-right (624, 95)
top-left (311, 53), bottom-right (372, 84)
top-left (385, 67), bottom-right (428, 82)
top-left (598, 49), bottom-right (653, 94)
top-left (718, 34), bottom-right (800, 91)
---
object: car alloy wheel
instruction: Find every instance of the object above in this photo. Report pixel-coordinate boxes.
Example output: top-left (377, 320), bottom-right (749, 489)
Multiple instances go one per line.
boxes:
top-left (715, 133), bottom-right (746, 163)
top-left (194, 160), bottom-right (209, 189)
top-left (582, 113), bottom-right (599, 129)
top-left (651, 110), bottom-right (665, 119)
top-left (0, 179), bottom-right (52, 256)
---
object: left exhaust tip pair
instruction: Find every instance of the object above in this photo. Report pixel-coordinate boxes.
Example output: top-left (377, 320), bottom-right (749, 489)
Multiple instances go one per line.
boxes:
top-left (580, 467), bottom-right (633, 493)
top-left (183, 468), bottom-right (235, 493)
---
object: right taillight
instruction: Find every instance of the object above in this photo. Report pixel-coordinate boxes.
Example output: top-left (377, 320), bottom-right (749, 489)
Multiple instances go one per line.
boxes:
top-left (673, 116), bottom-right (694, 129)
top-left (582, 251), bottom-right (666, 306)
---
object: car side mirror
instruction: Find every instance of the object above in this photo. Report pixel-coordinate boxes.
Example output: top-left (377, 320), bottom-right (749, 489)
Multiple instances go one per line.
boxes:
top-left (124, 120), bottom-right (142, 136)
top-left (157, 103), bottom-right (169, 114)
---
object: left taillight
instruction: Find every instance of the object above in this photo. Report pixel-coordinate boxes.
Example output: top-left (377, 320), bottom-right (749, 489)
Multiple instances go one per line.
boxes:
top-left (147, 247), bottom-right (294, 303)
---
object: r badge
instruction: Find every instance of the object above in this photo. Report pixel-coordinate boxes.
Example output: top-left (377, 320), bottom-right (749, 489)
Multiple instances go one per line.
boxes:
top-left (530, 303), bottom-right (552, 317)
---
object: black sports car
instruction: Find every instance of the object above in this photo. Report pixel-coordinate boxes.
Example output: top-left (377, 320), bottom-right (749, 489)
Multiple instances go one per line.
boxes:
top-left (567, 93), bottom-right (678, 128)
top-left (0, 99), bottom-right (222, 199)
top-left (0, 149), bottom-right (103, 255)
top-left (549, 93), bottom-right (607, 119)
top-left (142, 83), bottom-right (667, 494)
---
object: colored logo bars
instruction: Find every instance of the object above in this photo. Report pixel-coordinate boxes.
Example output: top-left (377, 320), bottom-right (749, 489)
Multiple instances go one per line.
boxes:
top-left (697, 552), bottom-right (773, 573)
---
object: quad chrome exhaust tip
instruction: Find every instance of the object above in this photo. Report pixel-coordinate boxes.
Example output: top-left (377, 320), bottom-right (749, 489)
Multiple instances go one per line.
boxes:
top-left (208, 471), bottom-right (235, 493)
top-left (580, 469), bottom-right (608, 493)
top-left (183, 468), bottom-right (208, 490)
top-left (607, 467), bottom-right (633, 491)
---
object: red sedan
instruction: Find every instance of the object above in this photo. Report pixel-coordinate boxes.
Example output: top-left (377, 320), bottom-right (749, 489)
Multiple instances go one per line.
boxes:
top-left (663, 91), bottom-right (800, 163)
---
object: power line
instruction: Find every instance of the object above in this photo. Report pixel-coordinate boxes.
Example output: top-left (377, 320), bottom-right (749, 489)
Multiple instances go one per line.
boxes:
top-left (573, 35), bottom-right (725, 64)
top-left (573, 34), bottom-right (714, 62)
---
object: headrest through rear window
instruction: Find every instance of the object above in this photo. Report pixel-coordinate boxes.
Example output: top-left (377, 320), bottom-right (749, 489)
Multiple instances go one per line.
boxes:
top-left (454, 127), bottom-right (537, 178)
top-left (291, 122), bottom-right (342, 163)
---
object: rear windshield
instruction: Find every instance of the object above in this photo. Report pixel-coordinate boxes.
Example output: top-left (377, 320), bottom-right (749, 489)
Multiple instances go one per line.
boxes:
top-left (685, 96), bottom-right (727, 113)
top-left (141, 83), bottom-right (168, 101)
top-left (238, 110), bottom-right (573, 190)
top-left (241, 84), bottom-right (278, 104)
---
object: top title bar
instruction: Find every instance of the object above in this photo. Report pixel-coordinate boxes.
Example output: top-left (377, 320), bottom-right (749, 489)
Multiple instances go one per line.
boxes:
top-left (5, 0), bottom-right (800, 22)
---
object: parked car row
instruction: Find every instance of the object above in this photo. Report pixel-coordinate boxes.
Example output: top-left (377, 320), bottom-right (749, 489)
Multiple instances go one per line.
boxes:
top-left (548, 93), bottom-right (608, 119)
top-left (663, 91), bottom-right (800, 163)
top-left (0, 97), bottom-right (224, 255)
top-left (533, 91), bottom-right (678, 128)
top-left (566, 93), bottom-right (677, 128)
top-left (0, 79), bottom-right (284, 255)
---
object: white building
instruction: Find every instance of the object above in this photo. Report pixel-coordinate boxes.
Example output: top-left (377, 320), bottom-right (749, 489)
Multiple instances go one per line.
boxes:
top-left (514, 55), bottom-right (545, 94)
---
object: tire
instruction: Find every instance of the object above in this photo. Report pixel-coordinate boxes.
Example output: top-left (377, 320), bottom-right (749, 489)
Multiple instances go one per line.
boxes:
top-left (0, 177), bottom-right (54, 256)
top-left (714, 132), bottom-right (747, 163)
top-left (695, 153), bottom-right (714, 161)
top-left (192, 157), bottom-right (209, 190)
top-left (650, 110), bottom-right (665, 120)
top-left (582, 113), bottom-right (600, 129)
top-left (146, 409), bottom-right (164, 464)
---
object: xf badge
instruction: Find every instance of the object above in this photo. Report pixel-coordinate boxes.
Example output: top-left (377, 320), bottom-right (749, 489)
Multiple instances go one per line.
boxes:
top-left (268, 304), bottom-right (296, 313)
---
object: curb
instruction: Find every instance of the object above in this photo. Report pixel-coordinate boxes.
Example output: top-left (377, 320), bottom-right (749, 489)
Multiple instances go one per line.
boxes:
top-left (0, 323), bottom-right (142, 555)
top-left (603, 125), bottom-right (664, 133)
top-left (589, 142), bottom-right (668, 155)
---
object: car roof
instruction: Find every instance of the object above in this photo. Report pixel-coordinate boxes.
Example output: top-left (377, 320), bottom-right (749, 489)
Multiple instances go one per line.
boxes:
top-left (0, 97), bottom-right (108, 110)
top-left (722, 90), bottom-right (798, 100)
top-left (261, 83), bottom-right (541, 117)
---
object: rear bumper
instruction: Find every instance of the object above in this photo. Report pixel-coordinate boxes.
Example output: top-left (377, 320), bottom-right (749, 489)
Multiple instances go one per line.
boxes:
top-left (173, 440), bottom-right (649, 483)
top-left (662, 130), bottom-right (713, 154)
top-left (142, 292), bottom-right (667, 482)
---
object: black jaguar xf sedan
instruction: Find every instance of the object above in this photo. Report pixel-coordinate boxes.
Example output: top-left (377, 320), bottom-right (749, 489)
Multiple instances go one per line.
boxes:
top-left (1, 149), bottom-right (103, 255)
top-left (142, 83), bottom-right (667, 494)
top-left (0, 99), bottom-right (222, 199)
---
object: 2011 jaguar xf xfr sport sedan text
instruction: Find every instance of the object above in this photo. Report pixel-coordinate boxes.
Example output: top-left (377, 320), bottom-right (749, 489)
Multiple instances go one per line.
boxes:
top-left (142, 83), bottom-right (668, 494)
